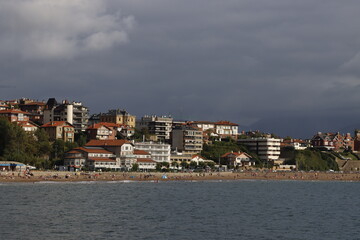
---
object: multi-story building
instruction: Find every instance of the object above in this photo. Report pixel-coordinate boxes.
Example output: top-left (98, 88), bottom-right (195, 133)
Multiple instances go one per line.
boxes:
top-left (311, 132), bottom-right (354, 151)
top-left (18, 98), bottom-right (46, 125)
top-left (85, 139), bottom-right (136, 170)
top-left (171, 125), bottom-right (203, 155)
top-left (136, 115), bottom-right (173, 142)
top-left (238, 138), bottom-right (281, 162)
top-left (134, 141), bottom-right (171, 163)
top-left (0, 101), bottom-right (8, 110)
top-left (99, 109), bottom-right (136, 128)
top-left (40, 121), bottom-right (75, 142)
top-left (133, 150), bottom-right (157, 171)
top-left (0, 109), bottom-right (30, 122)
top-left (64, 146), bottom-right (117, 171)
top-left (43, 98), bottom-right (89, 132)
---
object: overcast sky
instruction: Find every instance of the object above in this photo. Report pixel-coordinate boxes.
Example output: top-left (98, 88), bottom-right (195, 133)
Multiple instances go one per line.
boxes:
top-left (1, 0), bottom-right (360, 138)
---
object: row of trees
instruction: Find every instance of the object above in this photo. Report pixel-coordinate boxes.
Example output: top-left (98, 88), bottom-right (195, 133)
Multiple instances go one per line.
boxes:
top-left (0, 118), bottom-right (85, 169)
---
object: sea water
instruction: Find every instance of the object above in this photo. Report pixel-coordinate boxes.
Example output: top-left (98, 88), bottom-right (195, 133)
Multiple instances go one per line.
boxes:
top-left (0, 180), bottom-right (359, 240)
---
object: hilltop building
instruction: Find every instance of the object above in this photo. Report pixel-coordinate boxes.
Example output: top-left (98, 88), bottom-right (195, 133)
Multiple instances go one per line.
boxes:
top-left (136, 115), bottom-right (173, 142)
top-left (188, 120), bottom-right (239, 142)
top-left (99, 109), bottom-right (136, 128)
top-left (43, 98), bottom-right (89, 132)
top-left (311, 132), bottom-right (354, 151)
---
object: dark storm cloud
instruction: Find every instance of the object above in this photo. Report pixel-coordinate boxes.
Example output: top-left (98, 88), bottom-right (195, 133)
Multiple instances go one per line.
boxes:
top-left (1, 0), bottom-right (360, 138)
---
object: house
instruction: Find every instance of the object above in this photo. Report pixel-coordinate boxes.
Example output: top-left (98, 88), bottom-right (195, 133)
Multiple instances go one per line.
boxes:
top-left (86, 122), bottom-right (117, 140)
top-left (64, 147), bottom-right (118, 171)
top-left (311, 132), bottom-right (354, 151)
top-left (40, 121), bottom-right (75, 142)
top-left (85, 139), bottom-right (136, 170)
top-left (17, 121), bottom-right (38, 133)
top-left (0, 109), bottom-right (30, 122)
top-left (222, 151), bottom-right (255, 168)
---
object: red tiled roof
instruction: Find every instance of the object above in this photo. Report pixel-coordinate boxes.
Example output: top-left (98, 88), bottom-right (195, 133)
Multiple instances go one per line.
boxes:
top-left (221, 152), bottom-right (251, 158)
top-left (214, 121), bottom-right (238, 126)
top-left (0, 109), bottom-right (29, 115)
top-left (88, 158), bottom-right (116, 162)
top-left (137, 158), bottom-right (156, 163)
top-left (41, 121), bottom-right (74, 128)
top-left (78, 147), bottom-right (113, 154)
top-left (191, 154), bottom-right (206, 160)
top-left (85, 139), bottom-right (131, 147)
top-left (22, 102), bottom-right (45, 106)
top-left (134, 150), bottom-right (150, 155)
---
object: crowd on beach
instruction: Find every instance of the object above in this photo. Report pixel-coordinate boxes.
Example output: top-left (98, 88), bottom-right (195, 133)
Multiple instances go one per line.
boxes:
top-left (1, 169), bottom-right (360, 182)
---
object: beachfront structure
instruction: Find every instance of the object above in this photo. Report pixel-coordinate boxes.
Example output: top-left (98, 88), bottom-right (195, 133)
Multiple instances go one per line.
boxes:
top-left (85, 139), bottom-right (136, 171)
top-left (170, 152), bottom-right (214, 166)
top-left (311, 132), bottom-right (354, 151)
top-left (43, 98), bottom-right (89, 132)
top-left (134, 141), bottom-right (171, 163)
top-left (136, 115), bottom-right (173, 142)
top-left (133, 150), bottom-right (157, 171)
top-left (171, 125), bottom-right (203, 155)
top-left (99, 109), bottom-right (136, 128)
top-left (238, 138), bottom-right (281, 162)
top-left (64, 147), bottom-right (118, 171)
top-left (221, 151), bottom-right (255, 168)
top-left (41, 121), bottom-right (75, 142)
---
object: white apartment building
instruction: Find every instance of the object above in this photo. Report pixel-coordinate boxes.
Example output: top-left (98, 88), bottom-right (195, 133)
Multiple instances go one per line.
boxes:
top-left (238, 138), bottom-right (281, 161)
top-left (134, 141), bottom-right (171, 163)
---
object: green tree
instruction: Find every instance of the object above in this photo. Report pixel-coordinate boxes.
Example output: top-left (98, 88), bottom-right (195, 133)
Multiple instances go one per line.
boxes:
top-left (75, 132), bottom-right (87, 146)
top-left (180, 161), bottom-right (189, 169)
top-left (131, 163), bottom-right (139, 171)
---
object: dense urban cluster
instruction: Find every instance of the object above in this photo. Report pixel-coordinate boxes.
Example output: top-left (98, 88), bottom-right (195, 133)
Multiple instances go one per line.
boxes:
top-left (0, 97), bottom-right (359, 172)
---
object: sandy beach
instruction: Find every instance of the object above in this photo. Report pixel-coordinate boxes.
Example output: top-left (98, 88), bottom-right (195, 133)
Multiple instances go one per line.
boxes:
top-left (1, 170), bottom-right (360, 183)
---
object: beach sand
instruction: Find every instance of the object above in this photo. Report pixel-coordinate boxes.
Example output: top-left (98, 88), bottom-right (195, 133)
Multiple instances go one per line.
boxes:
top-left (1, 170), bottom-right (360, 183)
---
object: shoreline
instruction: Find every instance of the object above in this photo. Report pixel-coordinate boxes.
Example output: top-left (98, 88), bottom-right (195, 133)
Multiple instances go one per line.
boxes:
top-left (1, 171), bottom-right (360, 183)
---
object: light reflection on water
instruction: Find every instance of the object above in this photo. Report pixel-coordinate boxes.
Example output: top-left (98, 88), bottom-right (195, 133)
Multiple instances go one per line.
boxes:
top-left (0, 181), bottom-right (359, 240)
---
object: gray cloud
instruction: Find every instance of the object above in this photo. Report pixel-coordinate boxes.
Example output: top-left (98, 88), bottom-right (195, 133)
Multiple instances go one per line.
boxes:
top-left (1, 0), bottom-right (360, 138)
top-left (0, 0), bottom-right (135, 59)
